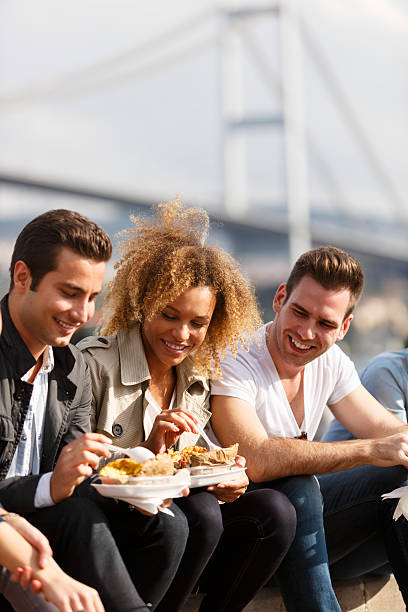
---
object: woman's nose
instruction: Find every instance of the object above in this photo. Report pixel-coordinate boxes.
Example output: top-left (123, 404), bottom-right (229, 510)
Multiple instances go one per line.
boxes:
top-left (173, 323), bottom-right (190, 341)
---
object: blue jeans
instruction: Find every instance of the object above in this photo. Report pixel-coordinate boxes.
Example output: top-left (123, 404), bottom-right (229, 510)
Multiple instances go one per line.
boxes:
top-left (251, 475), bottom-right (341, 612)
top-left (251, 464), bottom-right (408, 611)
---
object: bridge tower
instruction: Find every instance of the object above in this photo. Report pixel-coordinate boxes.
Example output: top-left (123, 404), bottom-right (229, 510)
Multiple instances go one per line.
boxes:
top-left (219, 0), bottom-right (311, 263)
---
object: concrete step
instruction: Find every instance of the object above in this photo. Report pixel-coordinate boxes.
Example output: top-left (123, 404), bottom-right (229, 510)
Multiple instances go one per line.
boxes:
top-left (182, 574), bottom-right (405, 611)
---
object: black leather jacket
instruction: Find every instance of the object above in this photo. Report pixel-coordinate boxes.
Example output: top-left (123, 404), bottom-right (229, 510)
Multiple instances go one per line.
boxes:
top-left (0, 296), bottom-right (92, 512)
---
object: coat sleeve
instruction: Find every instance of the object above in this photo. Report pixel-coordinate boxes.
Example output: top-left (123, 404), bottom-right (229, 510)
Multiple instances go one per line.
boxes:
top-left (0, 474), bottom-right (42, 514)
top-left (80, 349), bottom-right (105, 433)
top-left (0, 352), bottom-right (92, 513)
top-left (59, 359), bottom-right (93, 447)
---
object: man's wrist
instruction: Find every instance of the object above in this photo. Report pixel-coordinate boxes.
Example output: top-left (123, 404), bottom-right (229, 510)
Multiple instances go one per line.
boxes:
top-left (342, 438), bottom-right (373, 465)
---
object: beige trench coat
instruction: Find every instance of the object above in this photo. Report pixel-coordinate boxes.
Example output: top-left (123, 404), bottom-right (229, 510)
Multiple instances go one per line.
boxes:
top-left (78, 326), bottom-right (212, 450)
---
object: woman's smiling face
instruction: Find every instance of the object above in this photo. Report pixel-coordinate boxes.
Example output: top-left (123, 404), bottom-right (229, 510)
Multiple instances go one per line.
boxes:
top-left (141, 286), bottom-right (216, 371)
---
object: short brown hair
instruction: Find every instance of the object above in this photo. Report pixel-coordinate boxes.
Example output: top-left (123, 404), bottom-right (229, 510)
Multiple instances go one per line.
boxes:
top-left (102, 197), bottom-right (262, 376)
top-left (285, 245), bottom-right (364, 318)
top-left (10, 209), bottom-right (112, 290)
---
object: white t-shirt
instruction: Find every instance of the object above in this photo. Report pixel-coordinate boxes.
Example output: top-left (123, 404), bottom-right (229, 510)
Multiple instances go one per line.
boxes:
top-left (211, 324), bottom-right (360, 440)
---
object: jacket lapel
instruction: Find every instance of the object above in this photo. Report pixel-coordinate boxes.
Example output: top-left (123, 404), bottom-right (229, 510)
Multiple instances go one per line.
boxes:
top-left (41, 348), bottom-right (76, 471)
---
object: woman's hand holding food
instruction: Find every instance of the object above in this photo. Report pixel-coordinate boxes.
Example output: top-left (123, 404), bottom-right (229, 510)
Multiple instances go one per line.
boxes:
top-left (206, 455), bottom-right (249, 503)
top-left (143, 409), bottom-right (198, 454)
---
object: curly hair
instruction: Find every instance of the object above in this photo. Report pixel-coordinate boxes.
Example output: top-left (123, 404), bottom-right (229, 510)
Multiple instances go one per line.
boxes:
top-left (102, 197), bottom-right (262, 376)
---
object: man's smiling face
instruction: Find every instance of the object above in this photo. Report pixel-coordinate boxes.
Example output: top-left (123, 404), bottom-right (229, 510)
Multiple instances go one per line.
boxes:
top-left (269, 274), bottom-right (353, 373)
top-left (11, 246), bottom-right (105, 359)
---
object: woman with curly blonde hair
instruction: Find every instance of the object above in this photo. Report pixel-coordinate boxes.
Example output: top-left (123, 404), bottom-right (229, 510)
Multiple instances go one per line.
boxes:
top-left (79, 198), bottom-right (296, 612)
top-left (102, 197), bottom-right (261, 377)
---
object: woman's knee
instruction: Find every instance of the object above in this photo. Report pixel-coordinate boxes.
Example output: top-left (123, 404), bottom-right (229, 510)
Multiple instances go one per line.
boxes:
top-left (242, 489), bottom-right (297, 544)
top-left (153, 503), bottom-right (189, 559)
top-left (175, 491), bottom-right (223, 546)
top-left (177, 492), bottom-right (223, 530)
top-left (165, 502), bottom-right (189, 540)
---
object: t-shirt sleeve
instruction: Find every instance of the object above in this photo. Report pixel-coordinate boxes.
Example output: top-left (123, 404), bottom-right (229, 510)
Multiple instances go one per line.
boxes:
top-left (210, 353), bottom-right (258, 409)
top-left (360, 354), bottom-right (408, 423)
top-left (327, 346), bottom-right (361, 406)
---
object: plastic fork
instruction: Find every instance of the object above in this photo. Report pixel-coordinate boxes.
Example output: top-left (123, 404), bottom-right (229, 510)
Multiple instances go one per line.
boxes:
top-left (107, 444), bottom-right (155, 462)
top-left (196, 423), bottom-right (221, 451)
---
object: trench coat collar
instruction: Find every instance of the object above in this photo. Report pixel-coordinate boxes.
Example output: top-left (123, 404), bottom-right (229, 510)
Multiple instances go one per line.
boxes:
top-left (117, 325), bottom-right (209, 396)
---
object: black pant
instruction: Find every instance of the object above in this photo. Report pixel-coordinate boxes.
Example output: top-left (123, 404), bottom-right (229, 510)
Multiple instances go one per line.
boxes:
top-left (25, 495), bottom-right (188, 612)
top-left (157, 488), bottom-right (296, 612)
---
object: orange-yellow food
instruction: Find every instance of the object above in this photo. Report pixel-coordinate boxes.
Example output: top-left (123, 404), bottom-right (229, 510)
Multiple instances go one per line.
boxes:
top-left (99, 454), bottom-right (174, 482)
top-left (100, 458), bottom-right (142, 480)
top-left (168, 444), bottom-right (239, 468)
top-left (167, 446), bottom-right (208, 469)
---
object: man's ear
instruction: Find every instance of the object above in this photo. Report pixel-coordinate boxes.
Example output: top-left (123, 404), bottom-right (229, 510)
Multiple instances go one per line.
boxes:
top-left (273, 284), bottom-right (287, 314)
top-left (13, 261), bottom-right (32, 292)
top-left (337, 314), bottom-right (353, 340)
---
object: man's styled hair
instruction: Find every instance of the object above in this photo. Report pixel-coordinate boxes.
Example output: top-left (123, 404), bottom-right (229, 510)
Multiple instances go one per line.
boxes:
top-left (9, 209), bottom-right (112, 290)
top-left (285, 245), bottom-right (364, 318)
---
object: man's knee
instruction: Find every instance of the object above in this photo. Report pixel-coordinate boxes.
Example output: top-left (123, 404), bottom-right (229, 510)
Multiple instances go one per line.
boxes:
top-left (26, 496), bottom-right (115, 552)
top-left (274, 475), bottom-right (323, 517)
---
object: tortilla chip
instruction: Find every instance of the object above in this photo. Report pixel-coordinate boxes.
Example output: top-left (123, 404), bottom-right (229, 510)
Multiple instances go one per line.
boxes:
top-left (139, 453), bottom-right (174, 477)
top-left (190, 443), bottom-right (239, 467)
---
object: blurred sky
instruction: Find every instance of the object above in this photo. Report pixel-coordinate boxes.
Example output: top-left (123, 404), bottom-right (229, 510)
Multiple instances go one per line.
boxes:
top-left (0, 0), bottom-right (407, 221)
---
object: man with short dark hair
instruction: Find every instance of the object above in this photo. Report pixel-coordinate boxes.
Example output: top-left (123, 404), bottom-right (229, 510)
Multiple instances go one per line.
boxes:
top-left (0, 209), bottom-right (188, 612)
top-left (0, 308), bottom-right (104, 612)
top-left (211, 246), bottom-right (408, 611)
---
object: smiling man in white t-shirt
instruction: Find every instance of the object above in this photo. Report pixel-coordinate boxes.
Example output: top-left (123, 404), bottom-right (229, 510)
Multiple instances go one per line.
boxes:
top-left (211, 246), bottom-right (408, 612)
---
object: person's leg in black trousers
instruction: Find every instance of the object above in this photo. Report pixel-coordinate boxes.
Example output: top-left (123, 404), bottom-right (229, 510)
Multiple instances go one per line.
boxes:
top-left (105, 500), bottom-right (189, 609)
top-left (156, 490), bottom-right (224, 612)
top-left (25, 495), bottom-right (187, 612)
top-left (199, 488), bottom-right (297, 612)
